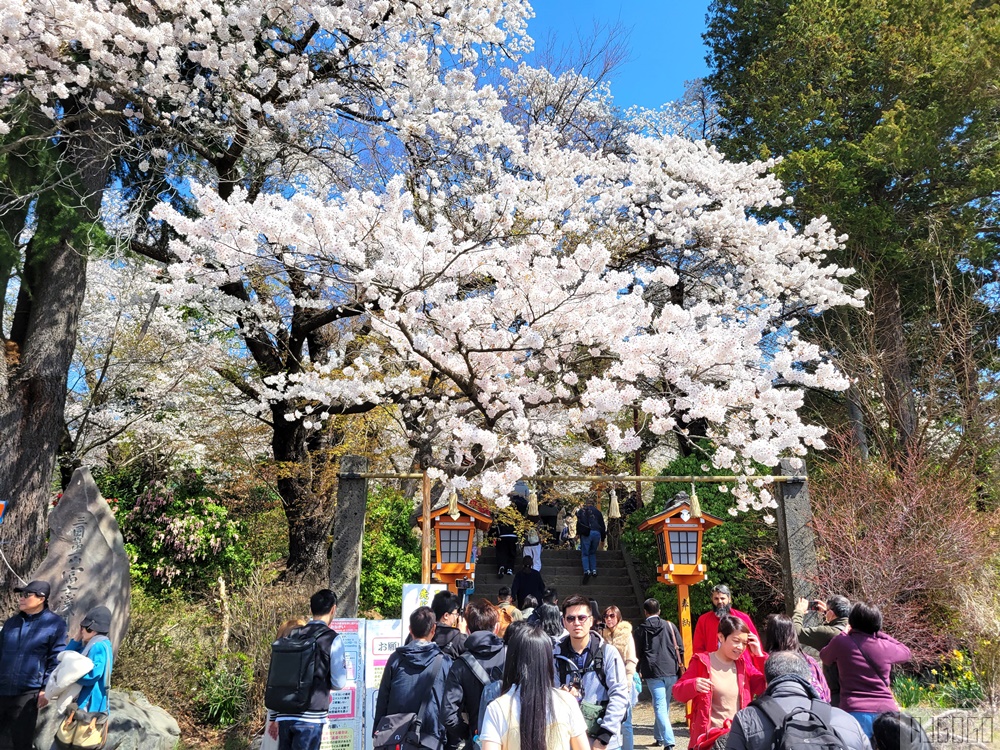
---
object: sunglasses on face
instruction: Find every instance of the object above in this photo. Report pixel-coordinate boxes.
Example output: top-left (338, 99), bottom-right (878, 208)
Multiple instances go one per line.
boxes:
top-left (604, 613), bottom-right (617, 619)
top-left (564, 614), bottom-right (592, 624)
top-left (83, 626), bottom-right (95, 633)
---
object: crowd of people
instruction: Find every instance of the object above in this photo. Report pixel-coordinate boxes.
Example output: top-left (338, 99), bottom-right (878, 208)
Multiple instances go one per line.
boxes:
top-left (0, 580), bottom-right (115, 750)
top-left (1, 574), bottom-right (931, 750)
top-left (260, 492), bottom-right (928, 750)
top-left (364, 583), bottom-right (925, 750)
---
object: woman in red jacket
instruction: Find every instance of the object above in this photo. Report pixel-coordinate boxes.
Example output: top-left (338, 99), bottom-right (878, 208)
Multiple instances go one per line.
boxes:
top-left (672, 615), bottom-right (766, 750)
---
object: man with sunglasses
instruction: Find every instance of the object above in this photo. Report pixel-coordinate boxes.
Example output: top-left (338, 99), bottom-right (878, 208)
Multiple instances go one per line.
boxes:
top-left (0, 579), bottom-right (68, 750)
top-left (555, 594), bottom-right (630, 750)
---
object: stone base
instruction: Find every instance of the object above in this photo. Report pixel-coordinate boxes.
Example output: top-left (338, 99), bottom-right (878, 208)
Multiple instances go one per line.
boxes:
top-left (35, 690), bottom-right (180, 750)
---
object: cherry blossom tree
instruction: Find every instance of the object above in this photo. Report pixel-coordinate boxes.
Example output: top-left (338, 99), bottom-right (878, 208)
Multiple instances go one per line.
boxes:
top-left (61, 257), bottom-right (256, 484)
top-left (0, 0), bottom-right (533, 584)
top-left (1, 0), bottom-right (862, 588)
top-left (156, 124), bottom-right (864, 513)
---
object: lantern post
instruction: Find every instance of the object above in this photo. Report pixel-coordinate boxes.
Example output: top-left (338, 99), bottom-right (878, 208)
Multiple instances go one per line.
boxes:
top-left (417, 499), bottom-right (492, 600)
top-left (638, 491), bottom-right (724, 666)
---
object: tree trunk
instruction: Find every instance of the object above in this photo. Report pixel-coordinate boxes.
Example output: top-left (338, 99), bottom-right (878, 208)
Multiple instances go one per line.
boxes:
top-left (0, 237), bottom-right (87, 591)
top-left (0, 107), bottom-right (114, 591)
top-left (870, 276), bottom-right (918, 454)
top-left (845, 384), bottom-right (869, 461)
top-left (272, 413), bottom-right (336, 584)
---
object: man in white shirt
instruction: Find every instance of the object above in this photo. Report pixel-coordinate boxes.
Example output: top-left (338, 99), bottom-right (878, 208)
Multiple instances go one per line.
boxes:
top-left (272, 589), bottom-right (348, 750)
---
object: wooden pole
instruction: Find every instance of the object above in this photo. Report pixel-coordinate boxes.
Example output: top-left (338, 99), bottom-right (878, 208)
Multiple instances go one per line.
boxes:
top-left (678, 582), bottom-right (694, 722)
top-left (633, 407), bottom-right (643, 507)
top-left (421, 469), bottom-right (432, 585)
top-left (344, 472), bottom-right (805, 483)
top-left (677, 583), bottom-right (693, 667)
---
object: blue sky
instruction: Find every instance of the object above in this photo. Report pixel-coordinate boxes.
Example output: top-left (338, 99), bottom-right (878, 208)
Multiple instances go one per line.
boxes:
top-left (526, 1), bottom-right (712, 110)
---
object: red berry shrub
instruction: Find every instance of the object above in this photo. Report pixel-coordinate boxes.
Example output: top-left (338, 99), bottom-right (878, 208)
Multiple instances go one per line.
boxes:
top-left (809, 438), bottom-right (997, 665)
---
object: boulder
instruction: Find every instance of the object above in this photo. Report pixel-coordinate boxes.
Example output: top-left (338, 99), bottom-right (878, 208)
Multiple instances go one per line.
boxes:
top-left (35, 690), bottom-right (180, 750)
top-left (30, 467), bottom-right (131, 651)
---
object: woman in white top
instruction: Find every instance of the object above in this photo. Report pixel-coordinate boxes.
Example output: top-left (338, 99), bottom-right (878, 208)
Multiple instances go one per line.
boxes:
top-left (480, 623), bottom-right (590, 750)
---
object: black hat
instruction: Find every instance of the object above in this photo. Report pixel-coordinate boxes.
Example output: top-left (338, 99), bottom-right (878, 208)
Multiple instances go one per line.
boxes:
top-left (14, 580), bottom-right (50, 598)
top-left (81, 606), bottom-right (113, 635)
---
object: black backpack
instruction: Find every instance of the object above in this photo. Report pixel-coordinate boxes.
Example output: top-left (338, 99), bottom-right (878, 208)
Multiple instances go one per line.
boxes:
top-left (264, 623), bottom-right (332, 713)
top-left (554, 637), bottom-right (608, 692)
top-left (751, 694), bottom-right (849, 750)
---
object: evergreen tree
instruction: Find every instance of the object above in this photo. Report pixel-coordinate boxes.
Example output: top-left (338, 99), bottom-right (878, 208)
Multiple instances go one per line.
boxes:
top-left (705, 0), bottom-right (1000, 465)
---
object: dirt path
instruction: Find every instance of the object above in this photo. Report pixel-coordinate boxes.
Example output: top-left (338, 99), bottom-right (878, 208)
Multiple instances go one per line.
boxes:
top-left (631, 701), bottom-right (690, 749)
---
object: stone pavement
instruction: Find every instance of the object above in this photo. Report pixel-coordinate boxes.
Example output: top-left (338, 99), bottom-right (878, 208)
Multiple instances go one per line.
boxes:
top-left (632, 700), bottom-right (691, 750)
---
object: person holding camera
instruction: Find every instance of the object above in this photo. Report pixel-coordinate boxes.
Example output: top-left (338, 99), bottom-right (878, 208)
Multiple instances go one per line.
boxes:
top-left (792, 595), bottom-right (851, 650)
top-left (793, 595), bottom-right (850, 707)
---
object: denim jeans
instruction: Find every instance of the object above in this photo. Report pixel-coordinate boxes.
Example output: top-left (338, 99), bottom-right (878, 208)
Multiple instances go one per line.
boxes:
top-left (581, 529), bottom-right (601, 573)
top-left (647, 675), bottom-right (678, 746)
top-left (848, 711), bottom-right (877, 739)
top-left (621, 704), bottom-right (634, 750)
top-left (278, 720), bottom-right (324, 750)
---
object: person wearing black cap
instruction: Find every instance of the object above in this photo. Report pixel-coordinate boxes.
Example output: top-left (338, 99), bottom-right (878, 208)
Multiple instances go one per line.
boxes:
top-left (0, 579), bottom-right (69, 750)
top-left (65, 606), bottom-right (114, 715)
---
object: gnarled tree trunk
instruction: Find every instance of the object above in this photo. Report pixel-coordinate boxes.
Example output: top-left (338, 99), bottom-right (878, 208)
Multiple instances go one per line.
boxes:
top-left (0, 237), bottom-right (87, 591)
top-left (0, 110), bottom-right (114, 592)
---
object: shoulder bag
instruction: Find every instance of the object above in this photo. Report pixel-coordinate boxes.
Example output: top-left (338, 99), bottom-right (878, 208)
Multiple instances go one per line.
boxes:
top-left (55, 638), bottom-right (112, 750)
top-left (848, 633), bottom-right (892, 688)
top-left (666, 620), bottom-right (684, 677)
top-left (372, 655), bottom-right (445, 750)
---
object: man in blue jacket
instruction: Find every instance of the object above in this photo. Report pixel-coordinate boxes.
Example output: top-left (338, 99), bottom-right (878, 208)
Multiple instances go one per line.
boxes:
top-left (374, 607), bottom-right (451, 750)
top-left (0, 579), bottom-right (68, 750)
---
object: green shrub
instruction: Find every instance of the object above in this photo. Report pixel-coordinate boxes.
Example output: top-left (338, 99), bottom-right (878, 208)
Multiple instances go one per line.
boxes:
top-left (622, 444), bottom-right (778, 621)
top-left (359, 483), bottom-right (421, 617)
top-left (95, 462), bottom-right (255, 594)
top-left (119, 485), bottom-right (254, 593)
top-left (934, 650), bottom-right (985, 708)
top-left (197, 653), bottom-right (252, 726)
top-left (893, 674), bottom-right (935, 708)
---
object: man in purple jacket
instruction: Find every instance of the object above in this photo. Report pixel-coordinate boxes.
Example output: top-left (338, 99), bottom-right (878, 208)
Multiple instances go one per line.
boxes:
top-left (820, 602), bottom-right (911, 739)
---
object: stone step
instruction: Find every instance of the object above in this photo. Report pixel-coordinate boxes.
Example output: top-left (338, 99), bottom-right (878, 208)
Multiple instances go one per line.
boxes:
top-left (466, 545), bottom-right (644, 622)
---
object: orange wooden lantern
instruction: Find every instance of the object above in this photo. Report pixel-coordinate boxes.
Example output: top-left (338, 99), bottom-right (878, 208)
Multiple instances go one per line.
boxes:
top-left (417, 499), bottom-right (492, 592)
top-left (638, 493), bottom-right (723, 586)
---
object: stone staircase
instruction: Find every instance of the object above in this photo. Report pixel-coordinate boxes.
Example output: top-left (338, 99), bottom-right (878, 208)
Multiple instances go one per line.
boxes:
top-left (467, 546), bottom-right (645, 623)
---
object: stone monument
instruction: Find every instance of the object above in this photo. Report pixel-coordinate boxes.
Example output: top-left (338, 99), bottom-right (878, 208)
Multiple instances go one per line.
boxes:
top-left (30, 466), bottom-right (131, 650)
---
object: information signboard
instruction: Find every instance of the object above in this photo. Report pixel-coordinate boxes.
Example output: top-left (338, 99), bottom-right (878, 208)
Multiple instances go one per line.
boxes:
top-left (323, 619), bottom-right (365, 750)
top-left (363, 619), bottom-right (403, 750)
top-left (401, 583), bottom-right (447, 627)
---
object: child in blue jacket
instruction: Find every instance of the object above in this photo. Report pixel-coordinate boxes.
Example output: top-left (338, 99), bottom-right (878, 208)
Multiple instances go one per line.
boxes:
top-left (65, 606), bottom-right (113, 714)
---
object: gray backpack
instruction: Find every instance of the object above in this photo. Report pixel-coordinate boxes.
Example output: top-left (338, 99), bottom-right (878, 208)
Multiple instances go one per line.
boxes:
top-left (462, 652), bottom-right (504, 750)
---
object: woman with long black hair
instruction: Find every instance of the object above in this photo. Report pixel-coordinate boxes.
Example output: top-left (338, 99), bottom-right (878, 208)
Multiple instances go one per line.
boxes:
top-left (480, 623), bottom-right (590, 750)
top-left (763, 614), bottom-right (830, 702)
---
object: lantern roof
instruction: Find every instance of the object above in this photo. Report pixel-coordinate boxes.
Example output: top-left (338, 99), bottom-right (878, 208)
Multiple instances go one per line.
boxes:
top-left (417, 499), bottom-right (492, 526)
top-left (637, 499), bottom-right (724, 532)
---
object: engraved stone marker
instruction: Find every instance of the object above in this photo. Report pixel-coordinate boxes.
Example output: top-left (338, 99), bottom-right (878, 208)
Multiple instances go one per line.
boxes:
top-left (31, 467), bottom-right (130, 651)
